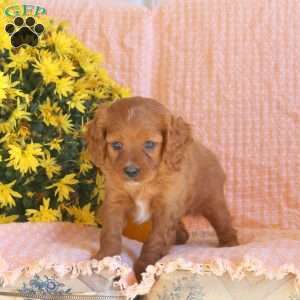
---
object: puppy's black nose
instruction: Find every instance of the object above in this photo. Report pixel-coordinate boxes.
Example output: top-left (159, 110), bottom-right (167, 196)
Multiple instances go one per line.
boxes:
top-left (124, 165), bottom-right (140, 178)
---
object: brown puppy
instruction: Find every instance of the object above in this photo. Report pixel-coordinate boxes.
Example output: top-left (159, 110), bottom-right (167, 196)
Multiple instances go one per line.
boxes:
top-left (85, 97), bottom-right (238, 281)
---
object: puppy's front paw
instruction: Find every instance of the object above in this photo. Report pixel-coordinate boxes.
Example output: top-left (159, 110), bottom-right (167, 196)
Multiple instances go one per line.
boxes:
top-left (219, 235), bottom-right (239, 247)
top-left (220, 240), bottom-right (239, 247)
top-left (92, 250), bottom-right (106, 261)
top-left (133, 259), bottom-right (148, 283)
top-left (92, 246), bottom-right (122, 261)
top-left (218, 228), bottom-right (239, 247)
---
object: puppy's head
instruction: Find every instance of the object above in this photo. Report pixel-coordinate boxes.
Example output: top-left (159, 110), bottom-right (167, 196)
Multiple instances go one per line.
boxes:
top-left (85, 97), bottom-right (192, 184)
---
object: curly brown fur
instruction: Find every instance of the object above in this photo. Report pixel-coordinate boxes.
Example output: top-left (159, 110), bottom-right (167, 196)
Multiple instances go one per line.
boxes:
top-left (85, 97), bottom-right (238, 282)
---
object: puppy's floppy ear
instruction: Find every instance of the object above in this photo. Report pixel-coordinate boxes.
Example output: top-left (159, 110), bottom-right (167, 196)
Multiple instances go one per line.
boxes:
top-left (84, 105), bottom-right (109, 169)
top-left (163, 115), bottom-right (193, 171)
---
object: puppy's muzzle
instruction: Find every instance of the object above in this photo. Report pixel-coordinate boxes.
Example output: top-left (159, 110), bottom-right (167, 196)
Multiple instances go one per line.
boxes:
top-left (124, 164), bottom-right (140, 178)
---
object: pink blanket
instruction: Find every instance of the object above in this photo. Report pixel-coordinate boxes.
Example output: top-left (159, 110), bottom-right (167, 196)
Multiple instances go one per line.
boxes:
top-left (4, 0), bottom-right (300, 297)
top-left (1, 222), bottom-right (300, 298)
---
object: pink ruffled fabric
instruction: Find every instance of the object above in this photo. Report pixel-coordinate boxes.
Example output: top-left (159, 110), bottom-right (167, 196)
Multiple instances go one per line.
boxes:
top-left (0, 223), bottom-right (136, 287)
top-left (1, 222), bottom-right (300, 298)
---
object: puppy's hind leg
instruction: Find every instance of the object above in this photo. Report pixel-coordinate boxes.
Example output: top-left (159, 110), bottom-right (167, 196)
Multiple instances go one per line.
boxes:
top-left (201, 191), bottom-right (238, 247)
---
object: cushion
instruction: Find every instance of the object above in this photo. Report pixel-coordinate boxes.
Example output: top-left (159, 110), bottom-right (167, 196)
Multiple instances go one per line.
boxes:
top-left (1, 222), bottom-right (300, 298)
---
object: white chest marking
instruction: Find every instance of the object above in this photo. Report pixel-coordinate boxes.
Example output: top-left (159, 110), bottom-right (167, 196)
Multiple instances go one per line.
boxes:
top-left (134, 199), bottom-right (151, 224)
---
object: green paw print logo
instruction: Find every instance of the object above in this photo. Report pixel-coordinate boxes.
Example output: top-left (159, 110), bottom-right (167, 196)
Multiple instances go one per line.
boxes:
top-left (5, 16), bottom-right (44, 47)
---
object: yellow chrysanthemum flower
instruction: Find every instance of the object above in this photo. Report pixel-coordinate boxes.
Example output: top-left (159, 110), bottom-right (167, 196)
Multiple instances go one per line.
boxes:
top-left (79, 161), bottom-right (92, 175)
top-left (37, 15), bottom-right (58, 34)
top-left (0, 18), bottom-right (12, 51)
top-left (55, 112), bottom-right (73, 134)
top-left (47, 173), bottom-right (78, 202)
top-left (92, 173), bottom-right (105, 204)
top-left (18, 124), bottom-right (31, 139)
top-left (67, 91), bottom-right (88, 113)
top-left (93, 89), bottom-right (107, 99)
top-left (0, 121), bottom-right (13, 135)
top-left (71, 38), bottom-right (102, 66)
top-left (49, 31), bottom-right (73, 56)
top-left (59, 58), bottom-right (79, 78)
top-left (74, 75), bottom-right (94, 93)
top-left (110, 84), bottom-right (131, 99)
top-left (0, 132), bottom-right (18, 147)
top-left (6, 85), bottom-right (30, 103)
top-left (39, 98), bottom-right (60, 127)
top-left (40, 152), bottom-right (61, 179)
top-left (55, 77), bottom-right (74, 98)
top-left (34, 51), bottom-right (62, 84)
top-left (77, 55), bottom-right (101, 75)
top-left (65, 203), bottom-right (96, 225)
top-left (0, 34), bottom-right (12, 51)
top-left (11, 103), bottom-right (31, 121)
top-left (7, 143), bottom-right (44, 175)
top-left (6, 48), bottom-right (32, 76)
top-left (46, 138), bottom-right (63, 152)
top-left (0, 180), bottom-right (22, 208)
top-left (0, 214), bottom-right (18, 223)
top-left (79, 150), bottom-right (93, 175)
top-left (0, 7), bottom-right (130, 226)
top-left (98, 69), bottom-right (111, 81)
top-left (0, 104), bottom-right (31, 134)
top-left (115, 86), bottom-right (131, 98)
top-left (70, 118), bottom-right (86, 140)
top-left (26, 198), bottom-right (62, 222)
top-left (0, 72), bottom-right (11, 104)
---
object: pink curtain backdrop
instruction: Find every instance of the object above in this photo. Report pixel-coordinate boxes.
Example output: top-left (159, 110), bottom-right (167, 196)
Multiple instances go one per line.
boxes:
top-left (26, 0), bottom-right (300, 231)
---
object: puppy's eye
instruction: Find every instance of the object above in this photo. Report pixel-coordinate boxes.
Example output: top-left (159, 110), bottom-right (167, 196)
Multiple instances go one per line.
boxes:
top-left (111, 142), bottom-right (123, 150)
top-left (144, 140), bottom-right (156, 150)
